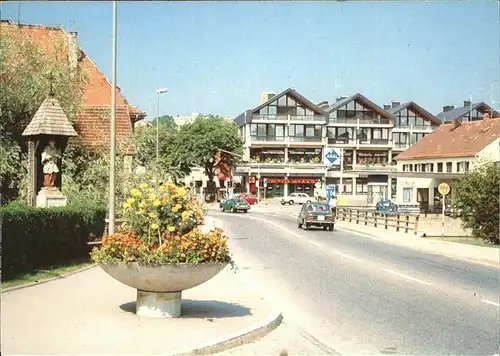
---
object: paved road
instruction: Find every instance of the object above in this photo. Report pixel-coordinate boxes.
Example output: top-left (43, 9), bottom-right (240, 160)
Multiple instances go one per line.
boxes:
top-left (212, 209), bottom-right (499, 356)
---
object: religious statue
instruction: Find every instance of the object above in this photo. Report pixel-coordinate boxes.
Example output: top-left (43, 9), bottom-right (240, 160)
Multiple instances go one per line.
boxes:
top-left (41, 139), bottom-right (62, 189)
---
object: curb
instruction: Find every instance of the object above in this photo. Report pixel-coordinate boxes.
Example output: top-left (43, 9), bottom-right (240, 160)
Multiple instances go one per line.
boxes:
top-left (171, 310), bottom-right (283, 355)
top-left (2, 263), bottom-right (97, 293)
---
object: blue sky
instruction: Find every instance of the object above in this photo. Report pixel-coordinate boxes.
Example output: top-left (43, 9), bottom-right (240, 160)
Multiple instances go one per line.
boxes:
top-left (1, 1), bottom-right (499, 118)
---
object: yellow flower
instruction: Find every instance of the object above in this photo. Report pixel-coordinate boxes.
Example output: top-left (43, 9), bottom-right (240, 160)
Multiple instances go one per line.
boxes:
top-left (182, 211), bottom-right (190, 221)
top-left (153, 200), bottom-right (161, 207)
top-left (126, 198), bottom-right (135, 204)
top-left (151, 223), bottom-right (159, 230)
top-left (137, 209), bottom-right (145, 215)
top-left (176, 187), bottom-right (187, 197)
top-left (139, 183), bottom-right (148, 190)
top-left (149, 194), bottom-right (157, 202)
top-left (172, 204), bottom-right (182, 213)
top-left (122, 202), bottom-right (131, 209)
top-left (139, 201), bottom-right (147, 209)
top-left (130, 188), bottom-right (141, 197)
top-left (168, 226), bottom-right (176, 232)
top-left (149, 212), bottom-right (157, 218)
top-left (159, 185), bottom-right (167, 192)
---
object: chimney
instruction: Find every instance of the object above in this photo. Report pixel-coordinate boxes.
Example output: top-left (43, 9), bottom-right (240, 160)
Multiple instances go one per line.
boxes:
top-left (67, 31), bottom-right (78, 72)
top-left (391, 101), bottom-right (400, 108)
top-left (317, 101), bottom-right (329, 110)
top-left (443, 105), bottom-right (454, 112)
top-left (260, 91), bottom-right (276, 104)
top-left (383, 104), bottom-right (391, 110)
top-left (463, 100), bottom-right (471, 107)
top-left (450, 118), bottom-right (461, 130)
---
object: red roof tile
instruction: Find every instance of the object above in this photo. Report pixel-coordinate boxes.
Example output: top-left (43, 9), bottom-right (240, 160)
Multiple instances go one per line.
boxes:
top-left (396, 117), bottom-right (500, 160)
top-left (2, 21), bottom-right (137, 154)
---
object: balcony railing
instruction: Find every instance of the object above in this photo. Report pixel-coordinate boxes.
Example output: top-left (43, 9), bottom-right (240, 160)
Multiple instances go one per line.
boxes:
top-left (252, 114), bottom-right (325, 122)
top-left (252, 114), bottom-right (288, 121)
top-left (329, 118), bottom-right (357, 124)
top-left (357, 139), bottom-right (391, 145)
top-left (289, 115), bottom-right (325, 122)
top-left (289, 136), bottom-right (323, 143)
top-left (327, 137), bottom-right (351, 144)
top-left (394, 124), bottom-right (434, 131)
top-left (394, 142), bottom-right (410, 149)
top-left (352, 164), bottom-right (397, 171)
top-left (250, 135), bottom-right (286, 142)
top-left (330, 118), bottom-right (392, 125)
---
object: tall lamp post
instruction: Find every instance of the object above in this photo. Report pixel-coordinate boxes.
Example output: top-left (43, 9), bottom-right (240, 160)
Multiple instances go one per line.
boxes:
top-left (156, 88), bottom-right (168, 167)
top-left (108, 0), bottom-right (118, 235)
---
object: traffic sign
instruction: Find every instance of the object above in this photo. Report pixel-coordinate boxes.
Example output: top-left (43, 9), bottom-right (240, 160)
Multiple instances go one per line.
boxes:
top-left (438, 183), bottom-right (450, 196)
top-left (263, 178), bottom-right (268, 188)
top-left (325, 148), bottom-right (341, 165)
top-left (326, 184), bottom-right (336, 201)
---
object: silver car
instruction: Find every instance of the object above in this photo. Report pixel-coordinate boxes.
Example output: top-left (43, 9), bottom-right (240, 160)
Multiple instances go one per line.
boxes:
top-left (280, 193), bottom-right (313, 205)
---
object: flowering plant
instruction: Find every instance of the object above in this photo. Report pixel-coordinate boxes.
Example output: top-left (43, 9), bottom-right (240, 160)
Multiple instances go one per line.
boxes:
top-left (91, 182), bottom-right (231, 266)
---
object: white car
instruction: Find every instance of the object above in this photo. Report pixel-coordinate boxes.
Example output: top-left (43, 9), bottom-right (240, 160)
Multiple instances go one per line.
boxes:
top-left (280, 193), bottom-right (313, 205)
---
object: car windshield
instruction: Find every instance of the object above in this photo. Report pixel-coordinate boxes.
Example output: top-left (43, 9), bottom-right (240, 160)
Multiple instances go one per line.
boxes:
top-left (236, 199), bottom-right (246, 204)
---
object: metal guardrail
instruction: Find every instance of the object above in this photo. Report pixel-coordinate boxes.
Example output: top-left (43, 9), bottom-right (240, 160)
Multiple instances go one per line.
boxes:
top-left (336, 206), bottom-right (420, 235)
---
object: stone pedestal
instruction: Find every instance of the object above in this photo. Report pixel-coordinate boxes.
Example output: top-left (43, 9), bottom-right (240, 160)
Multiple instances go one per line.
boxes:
top-left (136, 290), bottom-right (182, 318)
top-left (36, 188), bottom-right (67, 208)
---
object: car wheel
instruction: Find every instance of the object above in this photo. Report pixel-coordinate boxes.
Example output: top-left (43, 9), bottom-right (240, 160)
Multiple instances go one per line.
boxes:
top-left (323, 226), bottom-right (328, 231)
top-left (298, 221), bottom-right (302, 228)
top-left (304, 222), bottom-right (309, 230)
top-left (232, 208), bottom-right (237, 213)
top-left (329, 224), bottom-right (334, 231)
top-left (243, 210), bottom-right (248, 213)
top-left (281, 202), bottom-right (285, 205)
top-left (289, 200), bottom-right (294, 205)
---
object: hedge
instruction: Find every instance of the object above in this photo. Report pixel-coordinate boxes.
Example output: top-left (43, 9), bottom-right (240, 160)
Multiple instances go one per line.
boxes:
top-left (0, 203), bottom-right (106, 280)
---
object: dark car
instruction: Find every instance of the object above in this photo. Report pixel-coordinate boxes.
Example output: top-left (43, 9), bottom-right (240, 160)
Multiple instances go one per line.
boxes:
top-left (220, 198), bottom-right (250, 213)
top-left (297, 202), bottom-right (335, 231)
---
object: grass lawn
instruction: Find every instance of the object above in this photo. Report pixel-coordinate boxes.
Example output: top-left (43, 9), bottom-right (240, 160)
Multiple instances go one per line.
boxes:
top-left (2, 259), bottom-right (95, 289)
top-left (424, 236), bottom-right (500, 248)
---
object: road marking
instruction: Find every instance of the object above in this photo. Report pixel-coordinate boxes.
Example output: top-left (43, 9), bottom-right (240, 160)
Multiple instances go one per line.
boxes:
top-left (253, 217), bottom-right (303, 238)
top-left (308, 240), bottom-right (321, 247)
top-left (480, 299), bottom-right (500, 307)
top-left (381, 268), bottom-right (433, 286)
top-left (332, 250), bottom-right (359, 261)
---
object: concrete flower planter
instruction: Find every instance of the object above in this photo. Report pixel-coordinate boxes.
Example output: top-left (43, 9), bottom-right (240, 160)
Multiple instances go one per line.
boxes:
top-left (99, 262), bottom-right (227, 318)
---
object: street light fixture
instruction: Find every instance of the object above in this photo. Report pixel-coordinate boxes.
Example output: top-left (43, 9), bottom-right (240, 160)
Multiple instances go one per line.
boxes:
top-left (156, 88), bottom-right (168, 168)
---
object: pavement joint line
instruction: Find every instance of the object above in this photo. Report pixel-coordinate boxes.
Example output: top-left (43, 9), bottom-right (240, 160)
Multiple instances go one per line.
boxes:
top-left (308, 240), bottom-right (321, 247)
top-left (480, 299), bottom-right (500, 307)
top-left (1, 263), bottom-right (98, 293)
top-left (170, 310), bottom-right (284, 356)
top-left (332, 250), bottom-right (359, 262)
top-left (380, 268), bottom-right (433, 286)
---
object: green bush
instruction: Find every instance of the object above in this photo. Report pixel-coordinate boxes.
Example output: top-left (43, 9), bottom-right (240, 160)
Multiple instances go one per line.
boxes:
top-left (0, 204), bottom-right (106, 279)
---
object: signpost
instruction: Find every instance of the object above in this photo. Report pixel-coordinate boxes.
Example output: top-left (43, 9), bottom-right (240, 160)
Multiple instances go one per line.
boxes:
top-left (438, 183), bottom-right (451, 237)
top-left (326, 184), bottom-right (336, 205)
top-left (324, 148), bottom-right (343, 194)
top-left (257, 174), bottom-right (261, 205)
top-left (263, 178), bottom-right (268, 204)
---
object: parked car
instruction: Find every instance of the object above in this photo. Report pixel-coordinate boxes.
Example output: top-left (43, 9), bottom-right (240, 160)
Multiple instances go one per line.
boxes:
top-left (375, 199), bottom-right (398, 215)
top-left (280, 193), bottom-right (313, 205)
top-left (297, 202), bottom-right (335, 231)
top-left (220, 198), bottom-right (250, 213)
top-left (237, 193), bottom-right (258, 205)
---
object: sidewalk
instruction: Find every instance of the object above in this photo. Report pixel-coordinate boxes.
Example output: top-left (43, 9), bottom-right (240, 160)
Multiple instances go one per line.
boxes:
top-left (335, 220), bottom-right (499, 267)
top-left (2, 263), bottom-right (279, 355)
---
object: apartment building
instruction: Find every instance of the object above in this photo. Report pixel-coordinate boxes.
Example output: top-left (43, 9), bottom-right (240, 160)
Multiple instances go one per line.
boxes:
top-left (233, 88), bottom-right (327, 198)
top-left (436, 100), bottom-right (499, 123)
top-left (394, 113), bottom-right (500, 208)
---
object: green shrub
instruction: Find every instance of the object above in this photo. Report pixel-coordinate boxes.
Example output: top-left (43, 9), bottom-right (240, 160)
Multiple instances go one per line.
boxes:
top-left (0, 204), bottom-right (106, 279)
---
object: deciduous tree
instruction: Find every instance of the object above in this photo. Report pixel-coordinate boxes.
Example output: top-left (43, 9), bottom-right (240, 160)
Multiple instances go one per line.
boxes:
top-left (452, 158), bottom-right (499, 244)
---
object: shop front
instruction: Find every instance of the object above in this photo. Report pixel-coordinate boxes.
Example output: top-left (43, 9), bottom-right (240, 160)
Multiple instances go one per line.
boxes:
top-left (288, 148), bottom-right (322, 164)
top-left (286, 177), bottom-right (320, 197)
top-left (247, 176), bottom-right (320, 198)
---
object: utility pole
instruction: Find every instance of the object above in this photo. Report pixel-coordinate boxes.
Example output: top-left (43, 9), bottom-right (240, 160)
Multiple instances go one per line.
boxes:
top-left (108, 0), bottom-right (117, 235)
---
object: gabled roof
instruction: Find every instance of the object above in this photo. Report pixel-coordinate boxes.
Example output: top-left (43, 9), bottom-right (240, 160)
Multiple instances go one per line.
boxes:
top-left (396, 117), bottom-right (500, 160)
top-left (387, 101), bottom-right (441, 125)
top-left (2, 21), bottom-right (138, 154)
top-left (22, 96), bottom-right (78, 137)
top-left (325, 93), bottom-right (394, 120)
top-left (250, 88), bottom-right (326, 116)
top-left (436, 102), bottom-right (499, 123)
